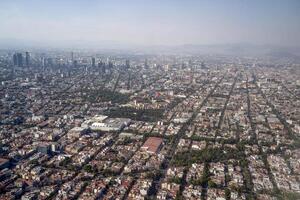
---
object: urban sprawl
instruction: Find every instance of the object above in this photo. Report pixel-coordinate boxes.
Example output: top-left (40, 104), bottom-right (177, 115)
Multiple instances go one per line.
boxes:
top-left (0, 51), bottom-right (299, 200)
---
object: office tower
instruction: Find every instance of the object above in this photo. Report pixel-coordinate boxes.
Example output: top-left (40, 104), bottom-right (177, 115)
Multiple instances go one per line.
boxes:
top-left (92, 57), bottom-right (95, 67)
top-left (17, 53), bottom-right (23, 67)
top-left (25, 52), bottom-right (30, 67)
top-left (41, 57), bottom-right (45, 67)
top-left (108, 61), bottom-right (113, 72)
top-left (71, 52), bottom-right (74, 63)
top-left (13, 53), bottom-right (23, 67)
top-left (47, 58), bottom-right (53, 67)
top-left (125, 59), bottom-right (130, 70)
top-left (98, 62), bottom-right (101, 71)
top-left (201, 62), bottom-right (207, 69)
top-left (73, 60), bottom-right (78, 67)
top-left (145, 59), bottom-right (149, 69)
top-left (13, 54), bottom-right (18, 66)
top-left (98, 61), bottom-right (105, 74)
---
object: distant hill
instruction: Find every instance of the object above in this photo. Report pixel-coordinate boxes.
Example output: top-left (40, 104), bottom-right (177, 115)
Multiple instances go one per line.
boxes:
top-left (0, 38), bottom-right (299, 61)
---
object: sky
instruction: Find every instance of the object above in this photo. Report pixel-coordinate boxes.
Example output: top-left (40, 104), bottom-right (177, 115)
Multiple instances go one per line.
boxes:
top-left (0, 0), bottom-right (300, 47)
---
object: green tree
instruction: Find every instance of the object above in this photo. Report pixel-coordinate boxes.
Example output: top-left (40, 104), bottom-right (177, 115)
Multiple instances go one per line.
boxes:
top-left (225, 188), bottom-right (231, 200)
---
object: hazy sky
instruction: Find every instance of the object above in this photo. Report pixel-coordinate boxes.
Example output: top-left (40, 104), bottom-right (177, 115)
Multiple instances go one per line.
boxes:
top-left (0, 0), bottom-right (300, 47)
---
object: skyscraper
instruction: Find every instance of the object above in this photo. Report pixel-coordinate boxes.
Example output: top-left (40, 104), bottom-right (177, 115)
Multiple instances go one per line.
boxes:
top-left (125, 59), bottom-right (130, 70)
top-left (13, 53), bottom-right (23, 67)
top-left (41, 57), bottom-right (45, 68)
top-left (73, 60), bottom-right (78, 67)
top-left (92, 57), bottom-right (95, 67)
top-left (98, 62), bottom-right (101, 71)
top-left (46, 58), bottom-right (53, 67)
top-left (201, 62), bottom-right (207, 69)
top-left (108, 61), bottom-right (113, 71)
top-left (18, 53), bottom-right (23, 67)
top-left (13, 54), bottom-right (18, 66)
top-left (71, 52), bottom-right (74, 63)
top-left (98, 61), bottom-right (106, 74)
top-left (25, 52), bottom-right (30, 67)
top-left (144, 59), bottom-right (149, 69)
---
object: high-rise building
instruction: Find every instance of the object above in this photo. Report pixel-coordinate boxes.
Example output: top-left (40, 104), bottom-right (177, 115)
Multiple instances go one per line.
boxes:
top-left (92, 57), bottom-right (96, 67)
top-left (13, 53), bottom-right (23, 67)
top-left (98, 62), bottom-right (101, 71)
top-left (125, 59), bottom-right (130, 70)
top-left (145, 59), bottom-right (149, 69)
top-left (108, 61), bottom-right (113, 72)
top-left (46, 58), bottom-right (53, 67)
top-left (98, 61), bottom-right (106, 74)
top-left (25, 52), bottom-right (30, 67)
top-left (13, 54), bottom-right (18, 66)
top-left (18, 53), bottom-right (23, 67)
top-left (73, 60), bottom-right (78, 67)
top-left (71, 52), bottom-right (74, 63)
top-left (201, 62), bottom-right (207, 69)
top-left (41, 57), bottom-right (45, 67)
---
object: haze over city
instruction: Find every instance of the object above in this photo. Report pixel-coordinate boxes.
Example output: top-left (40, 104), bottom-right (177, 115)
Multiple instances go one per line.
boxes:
top-left (0, 1), bottom-right (299, 200)
top-left (1, 0), bottom-right (300, 48)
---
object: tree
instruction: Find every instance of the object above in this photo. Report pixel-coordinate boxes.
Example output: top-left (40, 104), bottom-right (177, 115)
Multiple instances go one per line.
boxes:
top-left (60, 157), bottom-right (71, 166)
top-left (225, 188), bottom-right (231, 200)
top-left (83, 164), bottom-right (93, 173)
top-left (208, 180), bottom-right (217, 188)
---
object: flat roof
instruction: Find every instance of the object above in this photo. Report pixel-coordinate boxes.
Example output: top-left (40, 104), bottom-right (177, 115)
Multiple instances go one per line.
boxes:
top-left (142, 137), bottom-right (163, 153)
